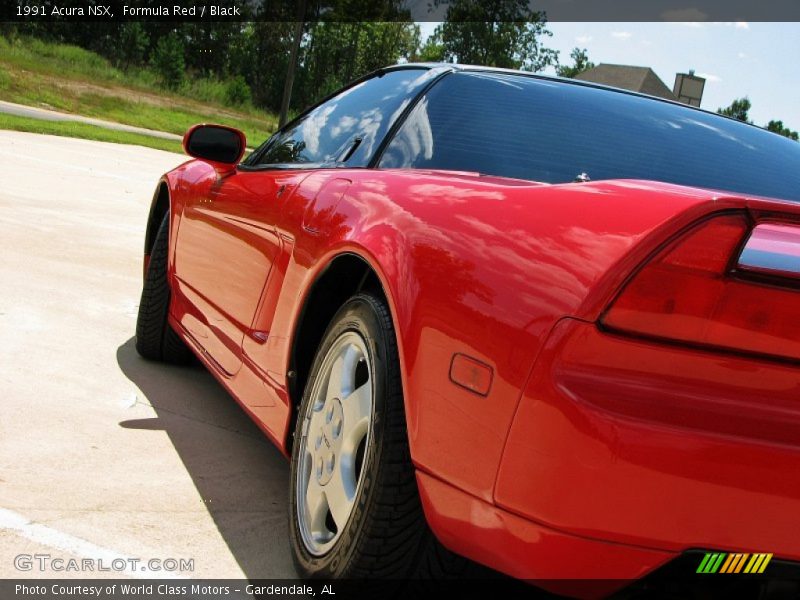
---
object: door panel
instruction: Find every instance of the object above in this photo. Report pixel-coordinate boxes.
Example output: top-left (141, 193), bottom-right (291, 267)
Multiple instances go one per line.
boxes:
top-left (241, 174), bottom-right (353, 383)
top-left (174, 169), bottom-right (298, 375)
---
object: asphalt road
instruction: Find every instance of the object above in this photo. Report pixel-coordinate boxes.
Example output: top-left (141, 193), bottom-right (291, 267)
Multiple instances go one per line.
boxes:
top-left (0, 131), bottom-right (295, 579)
top-left (0, 100), bottom-right (183, 141)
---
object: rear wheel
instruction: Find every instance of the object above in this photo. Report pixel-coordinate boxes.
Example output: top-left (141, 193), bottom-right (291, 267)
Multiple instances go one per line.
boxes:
top-left (135, 214), bottom-right (192, 364)
top-left (288, 292), bottom-right (466, 579)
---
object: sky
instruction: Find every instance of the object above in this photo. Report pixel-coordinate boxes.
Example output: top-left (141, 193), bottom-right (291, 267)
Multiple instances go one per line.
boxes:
top-left (417, 22), bottom-right (800, 131)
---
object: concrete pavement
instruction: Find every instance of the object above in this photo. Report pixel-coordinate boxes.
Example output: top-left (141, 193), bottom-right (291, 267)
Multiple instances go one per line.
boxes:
top-left (0, 131), bottom-right (295, 580)
top-left (0, 100), bottom-right (183, 141)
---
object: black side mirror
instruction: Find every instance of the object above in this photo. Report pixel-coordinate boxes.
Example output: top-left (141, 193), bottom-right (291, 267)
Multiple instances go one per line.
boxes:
top-left (183, 124), bottom-right (246, 165)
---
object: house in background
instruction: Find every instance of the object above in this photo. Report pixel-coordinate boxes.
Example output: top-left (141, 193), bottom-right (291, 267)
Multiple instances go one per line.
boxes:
top-left (575, 63), bottom-right (706, 107)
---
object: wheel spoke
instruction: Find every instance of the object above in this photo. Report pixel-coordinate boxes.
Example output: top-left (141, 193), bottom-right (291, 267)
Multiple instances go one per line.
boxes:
top-left (307, 403), bottom-right (326, 434)
top-left (339, 343), bottom-right (361, 397)
top-left (304, 468), bottom-right (329, 538)
top-left (325, 353), bottom-right (345, 400)
top-left (342, 382), bottom-right (371, 446)
top-left (325, 461), bottom-right (355, 531)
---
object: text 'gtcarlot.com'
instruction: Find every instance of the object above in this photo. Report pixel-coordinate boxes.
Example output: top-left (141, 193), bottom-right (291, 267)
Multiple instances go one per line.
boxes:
top-left (14, 554), bottom-right (194, 573)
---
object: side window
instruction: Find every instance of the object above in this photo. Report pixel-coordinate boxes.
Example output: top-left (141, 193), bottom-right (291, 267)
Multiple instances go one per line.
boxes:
top-left (253, 68), bottom-right (433, 167)
top-left (377, 72), bottom-right (547, 180)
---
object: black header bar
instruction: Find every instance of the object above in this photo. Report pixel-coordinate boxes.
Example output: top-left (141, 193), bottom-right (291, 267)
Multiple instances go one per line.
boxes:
top-left (2, 0), bottom-right (799, 23)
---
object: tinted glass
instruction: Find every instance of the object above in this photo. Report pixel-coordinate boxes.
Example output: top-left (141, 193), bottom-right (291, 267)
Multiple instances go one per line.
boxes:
top-left (253, 68), bottom-right (435, 167)
top-left (379, 71), bottom-right (800, 202)
top-left (187, 126), bottom-right (242, 163)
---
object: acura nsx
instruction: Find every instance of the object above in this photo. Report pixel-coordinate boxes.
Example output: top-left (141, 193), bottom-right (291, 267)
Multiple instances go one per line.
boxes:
top-left (135, 64), bottom-right (800, 595)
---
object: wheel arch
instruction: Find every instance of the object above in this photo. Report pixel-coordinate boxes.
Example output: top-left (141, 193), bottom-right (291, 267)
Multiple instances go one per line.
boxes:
top-left (144, 179), bottom-right (171, 257)
top-left (285, 251), bottom-right (405, 453)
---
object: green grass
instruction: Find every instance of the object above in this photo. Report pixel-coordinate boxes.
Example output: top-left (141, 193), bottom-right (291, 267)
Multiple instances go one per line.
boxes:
top-left (0, 113), bottom-right (183, 153)
top-left (0, 35), bottom-right (120, 82)
top-left (0, 35), bottom-right (277, 146)
top-left (0, 66), bottom-right (11, 91)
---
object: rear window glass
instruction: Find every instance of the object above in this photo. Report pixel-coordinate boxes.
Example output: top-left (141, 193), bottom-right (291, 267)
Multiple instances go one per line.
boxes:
top-left (379, 71), bottom-right (800, 202)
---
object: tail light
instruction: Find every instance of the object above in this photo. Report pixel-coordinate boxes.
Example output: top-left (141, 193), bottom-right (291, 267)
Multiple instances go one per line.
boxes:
top-left (601, 213), bottom-right (800, 363)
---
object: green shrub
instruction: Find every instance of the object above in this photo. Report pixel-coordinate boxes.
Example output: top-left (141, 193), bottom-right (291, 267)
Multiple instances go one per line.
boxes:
top-left (225, 75), bottom-right (251, 106)
top-left (188, 77), bottom-right (228, 105)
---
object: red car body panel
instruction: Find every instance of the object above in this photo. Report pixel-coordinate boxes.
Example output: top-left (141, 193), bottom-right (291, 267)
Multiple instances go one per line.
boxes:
top-left (416, 471), bottom-right (674, 598)
top-left (497, 318), bottom-right (800, 559)
top-left (154, 144), bottom-right (800, 588)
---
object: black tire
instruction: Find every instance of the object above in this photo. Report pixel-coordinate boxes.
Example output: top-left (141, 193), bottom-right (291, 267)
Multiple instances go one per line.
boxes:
top-left (135, 214), bottom-right (192, 364)
top-left (288, 292), bottom-right (466, 581)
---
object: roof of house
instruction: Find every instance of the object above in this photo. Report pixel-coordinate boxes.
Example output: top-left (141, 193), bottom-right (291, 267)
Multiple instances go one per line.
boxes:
top-left (574, 64), bottom-right (677, 101)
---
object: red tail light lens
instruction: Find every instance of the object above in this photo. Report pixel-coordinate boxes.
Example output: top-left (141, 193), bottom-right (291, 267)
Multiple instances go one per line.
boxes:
top-left (601, 213), bottom-right (800, 362)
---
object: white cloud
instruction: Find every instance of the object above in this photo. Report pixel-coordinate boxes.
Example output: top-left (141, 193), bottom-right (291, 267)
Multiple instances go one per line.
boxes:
top-left (696, 72), bottom-right (722, 83)
top-left (661, 8), bottom-right (709, 21)
top-left (719, 21), bottom-right (750, 29)
top-left (738, 52), bottom-right (747, 59)
top-left (575, 35), bottom-right (593, 44)
top-left (611, 31), bottom-right (632, 40)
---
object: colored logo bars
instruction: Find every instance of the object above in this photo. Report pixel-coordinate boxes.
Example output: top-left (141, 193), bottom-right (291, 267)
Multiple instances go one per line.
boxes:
top-left (697, 553), bottom-right (773, 574)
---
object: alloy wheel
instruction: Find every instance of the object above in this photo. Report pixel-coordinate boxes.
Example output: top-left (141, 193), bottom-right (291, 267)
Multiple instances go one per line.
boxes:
top-left (295, 331), bottom-right (374, 556)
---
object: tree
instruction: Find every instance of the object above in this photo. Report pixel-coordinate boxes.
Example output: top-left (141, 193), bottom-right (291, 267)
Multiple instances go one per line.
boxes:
top-left (112, 23), bottom-right (149, 68)
top-left (433, 0), bottom-right (558, 71)
top-left (182, 22), bottom-right (240, 77)
top-left (296, 22), bottom-right (420, 108)
top-left (152, 32), bottom-right (186, 90)
top-left (556, 47), bottom-right (594, 78)
top-left (766, 120), bottom-right (799, 141)
top-left (415, 35), bottom-right (446, 62)
top-left (717, 97), bottom-right (751, 122)
top-left (228, 22), bottom-right (295, 111)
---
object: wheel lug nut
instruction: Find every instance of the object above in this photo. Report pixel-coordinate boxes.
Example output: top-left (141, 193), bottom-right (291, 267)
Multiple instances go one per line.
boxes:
top-left (327, 454), bottom-right (335, 474)
top-left (315, 434), bottom-right (322, 450)
top-left (326, 404), bottom-right (334, 423)
top-left (332, 418), bottom-right (342, 439)
top-left (316, 456), bottom-right (323, 478)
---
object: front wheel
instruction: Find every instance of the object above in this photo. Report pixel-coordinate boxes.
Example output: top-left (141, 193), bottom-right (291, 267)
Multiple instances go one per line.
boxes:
top-left (135, 214), bottom-right (192, 364)
top-left (288, 293), bottom-right (464, 579)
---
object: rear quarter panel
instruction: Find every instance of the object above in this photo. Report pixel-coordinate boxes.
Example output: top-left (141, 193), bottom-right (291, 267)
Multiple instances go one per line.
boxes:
top-left (270, 169), bottom-right (724, 500)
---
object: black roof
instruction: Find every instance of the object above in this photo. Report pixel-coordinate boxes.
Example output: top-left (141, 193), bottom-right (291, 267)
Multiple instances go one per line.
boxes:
top-left (381, 62), bottom-right (756, 130)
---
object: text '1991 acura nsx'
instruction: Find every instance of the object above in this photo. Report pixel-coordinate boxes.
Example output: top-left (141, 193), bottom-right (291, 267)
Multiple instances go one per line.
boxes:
top-left (135, 64), bottom-right (800, 597)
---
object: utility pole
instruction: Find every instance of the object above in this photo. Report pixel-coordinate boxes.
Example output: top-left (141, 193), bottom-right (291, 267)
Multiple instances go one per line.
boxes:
top-left (279, 0), bottom-right (307, 128)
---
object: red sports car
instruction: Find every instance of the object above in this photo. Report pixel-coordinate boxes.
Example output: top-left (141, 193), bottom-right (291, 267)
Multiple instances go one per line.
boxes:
top-left (135, 64), bottom-right (800, 596)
